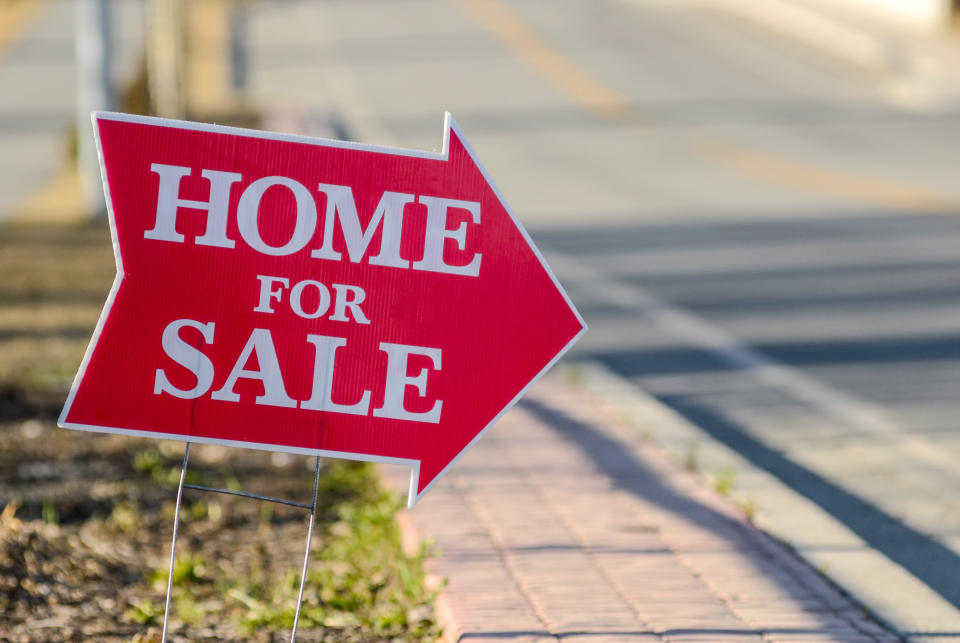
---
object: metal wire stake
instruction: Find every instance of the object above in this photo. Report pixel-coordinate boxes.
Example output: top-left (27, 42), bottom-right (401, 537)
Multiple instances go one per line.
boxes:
top-left (290, 455), bottom-right (322, 642)
top-left (162, 441), bottom-right (191, 643)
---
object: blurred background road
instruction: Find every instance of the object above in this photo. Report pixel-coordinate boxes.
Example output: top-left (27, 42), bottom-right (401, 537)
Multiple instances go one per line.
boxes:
top-left (2, 0), bottom-right (959, 639)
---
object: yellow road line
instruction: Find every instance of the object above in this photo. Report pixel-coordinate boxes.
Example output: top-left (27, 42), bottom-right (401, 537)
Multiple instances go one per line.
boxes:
top-left (461, 0), bottom-right (631, 121)
top-left (695, 137), bottom-right (953, 212)
top-left (186, 0), bottom-right (235, 115)
top-left (461, 0), bottom-right (955, 213)
top-left (0, 0), bottom-right (82, 225)
top-left (0, 0), bottom-right (44, 59)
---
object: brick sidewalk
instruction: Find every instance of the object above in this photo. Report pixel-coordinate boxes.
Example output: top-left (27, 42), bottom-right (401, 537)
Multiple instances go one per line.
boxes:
top-left (383, 374), bottom-right (898, 643)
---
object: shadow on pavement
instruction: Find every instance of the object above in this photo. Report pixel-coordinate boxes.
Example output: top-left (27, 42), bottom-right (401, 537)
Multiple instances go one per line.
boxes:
top-left (519, 397), bottom-right (885, 637)
top-left (535, 212), bottom-right (960, 615)
top-left (660, 393), bottom-right (960, 611)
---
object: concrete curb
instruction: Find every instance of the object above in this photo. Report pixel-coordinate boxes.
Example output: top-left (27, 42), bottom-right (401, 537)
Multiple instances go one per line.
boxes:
top-left (568, 361), bottom-right (960, 642)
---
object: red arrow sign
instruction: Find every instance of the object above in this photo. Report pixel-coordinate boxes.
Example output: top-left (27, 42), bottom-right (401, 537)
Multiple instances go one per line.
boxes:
top-left (59, 112), bottom-right (586, 506)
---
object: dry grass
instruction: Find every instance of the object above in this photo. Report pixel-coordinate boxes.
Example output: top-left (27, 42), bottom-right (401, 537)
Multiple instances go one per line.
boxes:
top-left (0, 219), bottom-right (439, 640)
top-left (0, 220), bottom-right (114, 395)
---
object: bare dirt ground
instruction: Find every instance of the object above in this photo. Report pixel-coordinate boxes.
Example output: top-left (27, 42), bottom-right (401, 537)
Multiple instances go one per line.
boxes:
top-left (0, 221), bottom-right (438, 642)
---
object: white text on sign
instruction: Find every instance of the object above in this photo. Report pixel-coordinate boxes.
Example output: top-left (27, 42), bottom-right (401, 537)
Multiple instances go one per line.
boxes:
top-left (154, 320), bottom-right (443, 423)
top-left (145, 163), bottom-right (483, 276)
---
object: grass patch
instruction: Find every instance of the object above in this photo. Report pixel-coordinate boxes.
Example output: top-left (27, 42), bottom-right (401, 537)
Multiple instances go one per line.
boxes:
top-left (1, 218), bottom-right (440, 640)
top-left (0, 220), bottom-right (114, 401)
top-left (147, 459), bottom-right (440, 640)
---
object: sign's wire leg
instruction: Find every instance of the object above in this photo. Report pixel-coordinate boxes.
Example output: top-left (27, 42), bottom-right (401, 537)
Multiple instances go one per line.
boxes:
top-left (161, 441), bottom-right (191, 643)
top-left (290, 455), bottom-right (322, 642)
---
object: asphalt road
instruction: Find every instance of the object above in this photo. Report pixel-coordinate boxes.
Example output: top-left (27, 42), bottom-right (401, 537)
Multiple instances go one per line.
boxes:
top-left (249, 0), bottom-right (960, 634)
top-left (0, 0), bottom-right (144, 221)
top-left (0, 1), bottom-right (78, 218)
top-left (3, 0), bottom-right (959, 637)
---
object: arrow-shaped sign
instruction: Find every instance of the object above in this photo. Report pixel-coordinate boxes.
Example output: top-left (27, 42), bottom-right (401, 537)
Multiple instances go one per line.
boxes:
top-left (59, 112), bottom-right (586, 506)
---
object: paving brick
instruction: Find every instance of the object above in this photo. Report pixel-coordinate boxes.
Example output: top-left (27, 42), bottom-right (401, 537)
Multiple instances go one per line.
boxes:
top-left (385, 377), bottom-right (897, 643)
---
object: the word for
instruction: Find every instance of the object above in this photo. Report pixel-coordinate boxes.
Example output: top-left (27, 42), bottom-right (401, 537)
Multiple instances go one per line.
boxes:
top-left (254, 275), bottom-right (369, 324)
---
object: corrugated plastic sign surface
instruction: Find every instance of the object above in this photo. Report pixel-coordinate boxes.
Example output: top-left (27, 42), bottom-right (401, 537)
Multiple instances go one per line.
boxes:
top-left (59, 112), bottom-right (586, 506)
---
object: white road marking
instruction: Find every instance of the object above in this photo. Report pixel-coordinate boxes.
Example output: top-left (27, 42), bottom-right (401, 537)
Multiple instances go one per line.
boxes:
top-left (551, 251), bottom-right (958, 472)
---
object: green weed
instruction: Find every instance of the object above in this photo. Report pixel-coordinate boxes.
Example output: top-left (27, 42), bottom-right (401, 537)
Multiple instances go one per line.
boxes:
top-left (232, 461), bottom-right (439, 640)
top-left (151, 552), bottom-right (211, 589)
top-left (712, 466), bottom-right (737, 497)
top-left (41, 495), bottom-right (58, 525)
top-left (108, 501), bottom-right (139, 533)
top-left (125, 599), bottom-right (162, 625)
